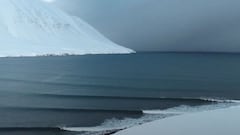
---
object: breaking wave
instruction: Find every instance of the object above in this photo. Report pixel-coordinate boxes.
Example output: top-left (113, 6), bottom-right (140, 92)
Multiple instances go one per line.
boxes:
top-left (61, 99), bottom-right (240, 134)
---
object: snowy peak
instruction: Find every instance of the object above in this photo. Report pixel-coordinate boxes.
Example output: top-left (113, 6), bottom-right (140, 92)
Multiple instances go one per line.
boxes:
top-left (0, 0), bottom-right (134, 57)
top-left (0, 0), bottom-right (71, 37)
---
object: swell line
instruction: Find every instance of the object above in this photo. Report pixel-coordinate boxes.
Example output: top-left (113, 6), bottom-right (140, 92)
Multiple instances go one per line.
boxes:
top-left (0, 127), bottom-right (63, 131)
top-left (0, 106), bottom-right (143, 114)
top-left (32, 93), bottom-right (229, 103)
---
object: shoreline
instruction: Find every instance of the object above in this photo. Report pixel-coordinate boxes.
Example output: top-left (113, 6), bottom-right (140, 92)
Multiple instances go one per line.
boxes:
top-left (114, 105), bottom-right (240, 135)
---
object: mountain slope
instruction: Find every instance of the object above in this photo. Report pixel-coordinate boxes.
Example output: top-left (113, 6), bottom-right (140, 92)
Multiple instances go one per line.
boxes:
top-left (0, 0), bottom-right (134, 57)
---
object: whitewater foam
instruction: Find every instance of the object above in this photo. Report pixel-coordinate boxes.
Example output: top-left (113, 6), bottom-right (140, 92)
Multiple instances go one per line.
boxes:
top-left (62, 114), bottom-right (170, 133)
top-left (144, 98), bottom-right (240, 114)
top-left (63, 99), bottom-right (240, 134)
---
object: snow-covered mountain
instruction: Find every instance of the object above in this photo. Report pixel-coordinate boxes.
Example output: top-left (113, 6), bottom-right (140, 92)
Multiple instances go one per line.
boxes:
top-left (0, 0), bottom-right (134, 57)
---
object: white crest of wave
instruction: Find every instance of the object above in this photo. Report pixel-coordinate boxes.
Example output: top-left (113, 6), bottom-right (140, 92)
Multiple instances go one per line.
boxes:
top-left (62, 114), bottom-right (169, 133)
top-left (62, 100), bottom-right (240, 134)
top-left (144, 98), bottom-right (240, 115)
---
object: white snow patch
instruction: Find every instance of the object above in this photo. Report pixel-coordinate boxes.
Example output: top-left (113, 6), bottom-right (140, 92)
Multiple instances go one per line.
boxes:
top-left (115, 102), bottom-right (240, 135)
top-left (63, 100), bottom-right (239, 134)
top-left (0, 0), bottom-right (134, 57)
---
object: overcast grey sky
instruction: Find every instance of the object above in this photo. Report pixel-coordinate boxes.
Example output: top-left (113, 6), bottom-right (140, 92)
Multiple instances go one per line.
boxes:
top-left (49, 0), bottom-right (240, 52)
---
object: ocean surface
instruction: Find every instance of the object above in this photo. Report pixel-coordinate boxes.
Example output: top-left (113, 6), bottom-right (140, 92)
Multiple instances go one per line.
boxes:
top-left (0, 52), bottom-right (240, 135)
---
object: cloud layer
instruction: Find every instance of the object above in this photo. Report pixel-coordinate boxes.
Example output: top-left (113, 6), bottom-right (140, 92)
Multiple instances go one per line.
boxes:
top-left (48, 0), bottom-right (240, 52)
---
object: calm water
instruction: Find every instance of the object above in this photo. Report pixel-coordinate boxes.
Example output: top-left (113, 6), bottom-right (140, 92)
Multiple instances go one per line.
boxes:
top-left (0, 52), bottom-right (240, 134)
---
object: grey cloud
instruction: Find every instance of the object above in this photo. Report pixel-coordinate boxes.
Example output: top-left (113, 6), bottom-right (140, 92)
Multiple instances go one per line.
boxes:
top-left (52, 0), bottom-right (240, 52)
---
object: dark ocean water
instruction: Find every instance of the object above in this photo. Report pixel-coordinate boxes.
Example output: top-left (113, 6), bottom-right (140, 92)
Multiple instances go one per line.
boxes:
top-left (0, 52), bottom-right (240, 135)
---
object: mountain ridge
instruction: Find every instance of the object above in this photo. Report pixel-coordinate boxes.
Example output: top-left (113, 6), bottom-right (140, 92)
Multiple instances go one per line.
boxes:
top-left (0, 0), bottom-right (134, 57)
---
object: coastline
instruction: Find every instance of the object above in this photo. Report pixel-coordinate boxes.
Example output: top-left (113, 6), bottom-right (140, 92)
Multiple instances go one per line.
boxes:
top-left (114, 104), bottom-right (240, 135)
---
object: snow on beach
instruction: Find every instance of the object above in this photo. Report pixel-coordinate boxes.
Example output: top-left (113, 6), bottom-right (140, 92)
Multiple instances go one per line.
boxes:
top-left (61, 100), bottom-right (239, 135)
top-left (115, 103), bottom-right (240, 135)
top-left (0, 0), bottom-right (134, 57)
